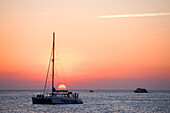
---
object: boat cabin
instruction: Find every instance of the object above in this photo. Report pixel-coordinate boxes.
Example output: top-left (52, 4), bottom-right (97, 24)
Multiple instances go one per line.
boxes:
top-left (36, 90), bottom-right (79, 99)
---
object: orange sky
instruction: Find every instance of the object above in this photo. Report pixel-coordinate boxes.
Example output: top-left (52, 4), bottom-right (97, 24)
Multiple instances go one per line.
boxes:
top-left (0, 0), bottom-right (170, 90)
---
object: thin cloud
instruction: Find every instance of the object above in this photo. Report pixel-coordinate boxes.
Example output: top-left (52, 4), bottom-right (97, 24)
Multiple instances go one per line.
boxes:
top-left (98, 13), bottom-right (170, 18)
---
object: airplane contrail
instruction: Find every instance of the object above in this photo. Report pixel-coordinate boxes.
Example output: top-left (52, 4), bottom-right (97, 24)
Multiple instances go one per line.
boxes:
top-left (98, 12), bottom-right (170, 18)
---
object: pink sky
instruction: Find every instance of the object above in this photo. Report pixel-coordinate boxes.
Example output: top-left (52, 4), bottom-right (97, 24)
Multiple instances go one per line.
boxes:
top-left (0, 0), bottom-right (170, 90)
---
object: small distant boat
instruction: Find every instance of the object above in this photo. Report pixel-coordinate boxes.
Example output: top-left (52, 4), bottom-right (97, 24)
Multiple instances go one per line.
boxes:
top-left (32, 32), bottom-right (83, 104)
top-left (89, 90), bottom-right (94, 92)
top-left (134, 88), bottom-right (148, 93)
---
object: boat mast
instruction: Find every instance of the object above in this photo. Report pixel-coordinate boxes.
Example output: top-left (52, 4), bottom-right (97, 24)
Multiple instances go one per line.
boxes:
top-left (52, 32), bottom-right (55, 95)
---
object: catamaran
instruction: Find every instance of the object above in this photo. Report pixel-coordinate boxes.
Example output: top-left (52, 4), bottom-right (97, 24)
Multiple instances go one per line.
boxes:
top-left (32, 32), bottom-right (83, 104)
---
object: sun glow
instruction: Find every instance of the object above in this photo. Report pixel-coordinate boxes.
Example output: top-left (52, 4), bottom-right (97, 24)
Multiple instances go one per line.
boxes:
top-left (58, 84), bottom-right (67, 90)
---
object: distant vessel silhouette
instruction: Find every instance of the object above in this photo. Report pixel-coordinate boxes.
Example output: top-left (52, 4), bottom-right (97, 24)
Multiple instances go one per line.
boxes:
top-left (89, 90), bottom-right (94, 92)
top-left (32, 32), bottom-right (83, 104)
top-left (134, 88), bottom-right (148, 93)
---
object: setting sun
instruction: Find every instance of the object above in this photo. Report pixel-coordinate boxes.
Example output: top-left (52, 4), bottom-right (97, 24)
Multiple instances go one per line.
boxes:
top-left (58, 84), bottom-right (67, 90)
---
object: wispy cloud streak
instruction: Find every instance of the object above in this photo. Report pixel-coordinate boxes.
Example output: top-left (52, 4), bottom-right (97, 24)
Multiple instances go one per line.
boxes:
top-left (98, 13), bottom-right (170, 18)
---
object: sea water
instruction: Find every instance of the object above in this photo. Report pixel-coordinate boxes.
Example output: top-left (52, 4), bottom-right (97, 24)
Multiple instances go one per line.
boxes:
top-left (0, 90), bottom-right (169, 112)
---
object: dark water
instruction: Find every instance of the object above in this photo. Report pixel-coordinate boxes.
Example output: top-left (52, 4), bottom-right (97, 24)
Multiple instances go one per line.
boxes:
top-left (0, 90), bottom-right (170, 112)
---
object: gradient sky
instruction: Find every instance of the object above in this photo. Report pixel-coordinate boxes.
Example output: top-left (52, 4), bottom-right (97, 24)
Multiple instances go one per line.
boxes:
top-left (0, 0), bottom-right (170, 90)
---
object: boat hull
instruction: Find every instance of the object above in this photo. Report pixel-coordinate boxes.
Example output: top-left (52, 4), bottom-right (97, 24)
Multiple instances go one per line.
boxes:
top-left (134, 88), bottom-right (148, 93)
top-left (32, 98), bottom-right (52, 104)
top-left (134, 91), bottom-right (148, 93)
top-left (32, 97), bottom-right (83, 104)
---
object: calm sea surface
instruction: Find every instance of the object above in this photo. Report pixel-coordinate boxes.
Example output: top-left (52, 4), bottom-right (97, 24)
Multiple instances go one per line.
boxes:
top-left (0, 90), bottom-right (169, 113)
